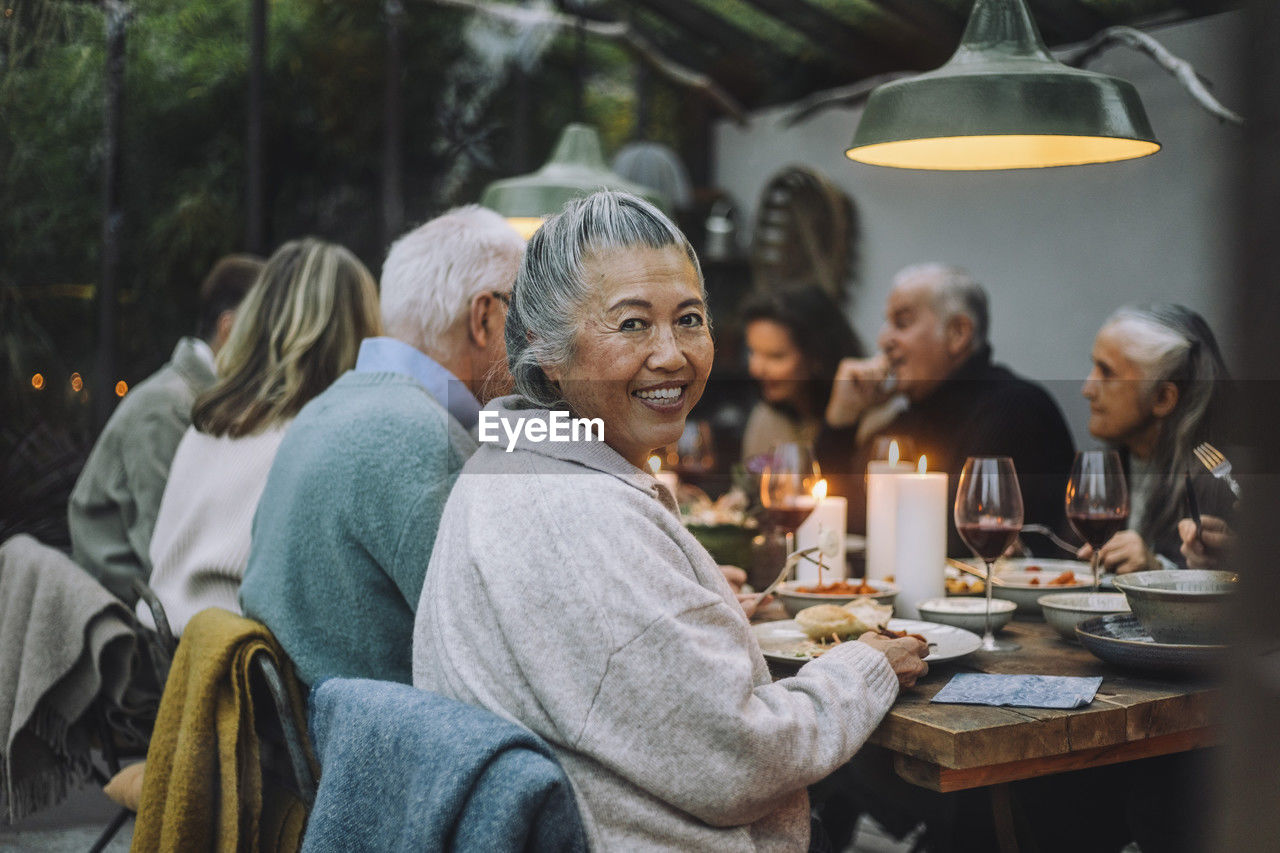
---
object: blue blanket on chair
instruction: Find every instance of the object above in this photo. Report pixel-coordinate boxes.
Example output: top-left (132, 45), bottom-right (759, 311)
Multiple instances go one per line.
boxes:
top-left (303, 678), bottom-right (588, 852)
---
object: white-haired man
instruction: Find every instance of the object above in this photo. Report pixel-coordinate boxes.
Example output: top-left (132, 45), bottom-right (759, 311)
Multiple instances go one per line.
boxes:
top-left (239, 207), bottom-right (524, 686)
top-left (818, 263), bottom-right (1075, 557)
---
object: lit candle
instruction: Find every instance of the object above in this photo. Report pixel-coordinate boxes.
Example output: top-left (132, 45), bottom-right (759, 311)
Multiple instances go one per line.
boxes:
top-left (795, 479), bottom-right (848, 584)
top-left (866, 439), bottom-right (913, 581)
top-left (647, 455), bottom-right (680, 499)
top-left (891, 456), bottom-right (947, 619)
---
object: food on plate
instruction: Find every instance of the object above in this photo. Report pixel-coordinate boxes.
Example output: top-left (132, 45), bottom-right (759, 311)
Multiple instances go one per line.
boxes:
top-left (875, 626), bottom-right (929, 644)
top-left (1024, 569), bottom-right (1076, 587)
top-left (794, 599), bottom-right (894, 641)
top-left (794, 605), bottom-right (858, 641)
top-left (945, 576), bottom-right (984, 594)
top-left (1024, 564), bottom-right (1042, 571)
top-left (794, 579), bottom-right (878, 595)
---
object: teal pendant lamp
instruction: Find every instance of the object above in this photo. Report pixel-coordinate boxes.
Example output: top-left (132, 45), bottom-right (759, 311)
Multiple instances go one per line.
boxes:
top-left (482, 124), bottom-right (669, 239)
top-left (846, 0), bottom-right (1160, 170)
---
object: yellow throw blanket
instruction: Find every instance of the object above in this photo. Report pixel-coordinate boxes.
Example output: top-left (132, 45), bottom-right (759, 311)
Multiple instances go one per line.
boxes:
top-left (132, 608), bottom-right (310, 852)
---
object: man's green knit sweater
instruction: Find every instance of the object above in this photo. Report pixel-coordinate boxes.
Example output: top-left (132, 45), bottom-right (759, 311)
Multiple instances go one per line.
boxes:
top-left (240, 371), bottom-right (477, 686)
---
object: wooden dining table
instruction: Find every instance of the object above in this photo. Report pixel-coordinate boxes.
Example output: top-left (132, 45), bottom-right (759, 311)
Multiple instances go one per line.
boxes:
top-left (760, 607), bottom-right (1220, 851)
top-left (863, 618), bottom-right (1218, 793)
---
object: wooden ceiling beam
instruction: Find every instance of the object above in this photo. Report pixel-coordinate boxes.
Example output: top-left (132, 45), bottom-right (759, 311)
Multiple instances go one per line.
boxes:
top-left (629, 0), bottom-right (797, 72)
top-left (728, 0), bottom-right (897, 75)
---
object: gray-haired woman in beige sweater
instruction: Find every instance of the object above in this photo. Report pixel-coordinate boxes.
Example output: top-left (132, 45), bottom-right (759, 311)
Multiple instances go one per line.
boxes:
top-left (413, 191), bottom-right (927, 852)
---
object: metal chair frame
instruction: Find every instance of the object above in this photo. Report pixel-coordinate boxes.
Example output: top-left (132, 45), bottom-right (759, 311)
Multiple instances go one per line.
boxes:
top-left (89, 584), bottom-right (317, 851)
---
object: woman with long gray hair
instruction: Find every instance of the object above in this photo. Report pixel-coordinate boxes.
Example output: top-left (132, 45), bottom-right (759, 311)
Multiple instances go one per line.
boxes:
top-left (414, 191), bottom-right (928, 851)
top-left (1080, 303), bottom-right (1233, 572)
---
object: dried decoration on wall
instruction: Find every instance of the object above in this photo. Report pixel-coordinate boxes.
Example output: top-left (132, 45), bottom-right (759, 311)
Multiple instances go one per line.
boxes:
top-left (749, 166), bottom-right (858, 302)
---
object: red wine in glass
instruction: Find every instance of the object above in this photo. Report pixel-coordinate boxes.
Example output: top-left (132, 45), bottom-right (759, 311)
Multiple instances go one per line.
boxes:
top-left (1065, 451), bottom-right (1129, 591)
top-left (1066, 511), bottom-right (1129, 550)
top-left (766, 504), bottom-right (818, 534)
top-left (956, 521), bottom-right (1023, 562)
top-left (761, 443), bottom-right (822, 565)
top-left (955, 457), bottom-right (1024, 652)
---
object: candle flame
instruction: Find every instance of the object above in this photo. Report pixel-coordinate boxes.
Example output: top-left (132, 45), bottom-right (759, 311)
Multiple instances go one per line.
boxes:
top-left (918, 455), bottom-right (927, 474)
top-left (812, 479), bottom-right (828, 500)
top-left (888, 440), bottom-right (900, 466)
top-left (646, 455), bottom-right (661, 475)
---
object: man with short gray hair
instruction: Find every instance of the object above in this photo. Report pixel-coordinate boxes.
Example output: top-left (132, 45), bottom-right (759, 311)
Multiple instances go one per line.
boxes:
top-left (820, 263), bottom-right (1074, 556)
top-left (239, 206), bottom-right (524, 686)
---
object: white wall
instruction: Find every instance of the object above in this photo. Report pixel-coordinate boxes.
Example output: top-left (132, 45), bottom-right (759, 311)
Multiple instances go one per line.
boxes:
top-left (712, 12), bottom-right (1244, 449)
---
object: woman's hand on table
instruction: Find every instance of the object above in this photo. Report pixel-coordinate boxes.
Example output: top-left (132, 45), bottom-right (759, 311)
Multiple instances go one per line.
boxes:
top-left (857, 633), bottom-right (929, 688)
top-left (1076, 530), bottom-right (1156, 574)
top-left (1178, 515), bottom-right (1235, 570)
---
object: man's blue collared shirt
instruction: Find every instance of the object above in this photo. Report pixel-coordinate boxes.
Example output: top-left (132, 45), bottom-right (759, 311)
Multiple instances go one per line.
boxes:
top-left (354, 337), bottom-right (481, 430)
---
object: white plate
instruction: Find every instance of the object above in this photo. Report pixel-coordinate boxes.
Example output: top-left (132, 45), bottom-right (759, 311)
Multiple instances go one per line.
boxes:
top-left (752, 618), bottom-right (981, 666)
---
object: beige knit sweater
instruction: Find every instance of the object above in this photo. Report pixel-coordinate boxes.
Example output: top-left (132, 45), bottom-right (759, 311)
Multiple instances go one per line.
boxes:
top-left (414, 396), bottom-right (899, 852)
top-left (141, 424), bottom-right (287, 634)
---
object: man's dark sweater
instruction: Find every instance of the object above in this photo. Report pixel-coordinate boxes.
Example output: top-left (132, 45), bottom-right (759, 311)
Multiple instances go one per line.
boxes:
top-left (817, 346), bottom-right (1076, 556)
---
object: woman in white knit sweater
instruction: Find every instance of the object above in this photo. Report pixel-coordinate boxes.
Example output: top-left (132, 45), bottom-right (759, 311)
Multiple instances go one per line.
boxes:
top-left (414, 192), bottom-right (928, 852)
top-left (142, 238), bottom-right (381, 634)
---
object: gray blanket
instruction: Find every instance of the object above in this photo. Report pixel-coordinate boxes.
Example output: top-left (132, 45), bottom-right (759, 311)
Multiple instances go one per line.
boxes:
top-left (0, 534), bottom-right (137, 823)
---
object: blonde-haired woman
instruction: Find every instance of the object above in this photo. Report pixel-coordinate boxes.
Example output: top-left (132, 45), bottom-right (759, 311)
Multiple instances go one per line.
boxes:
top-left (141, 238), bottom-right (381, 633)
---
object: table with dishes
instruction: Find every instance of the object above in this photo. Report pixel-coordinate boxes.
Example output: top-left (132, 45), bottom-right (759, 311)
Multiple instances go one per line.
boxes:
top-left (751, 560), bottom-right (1227, 792)
top-left (677, 439), bottom-right (1234, 842)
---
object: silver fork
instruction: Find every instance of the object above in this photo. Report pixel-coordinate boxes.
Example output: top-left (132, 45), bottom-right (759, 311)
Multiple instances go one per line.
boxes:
top-left (1193, 442), bottom-right (1242, 499)
top-left (1020, 523), bottom-right (1081, 556)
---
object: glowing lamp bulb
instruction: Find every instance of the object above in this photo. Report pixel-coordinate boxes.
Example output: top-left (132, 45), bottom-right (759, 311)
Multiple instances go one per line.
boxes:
top-left (647, 455), bottom-right (662, 475)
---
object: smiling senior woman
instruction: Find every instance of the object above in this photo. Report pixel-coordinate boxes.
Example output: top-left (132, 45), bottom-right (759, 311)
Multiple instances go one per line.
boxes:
top-left (413, 191), bottom-right (927, 852)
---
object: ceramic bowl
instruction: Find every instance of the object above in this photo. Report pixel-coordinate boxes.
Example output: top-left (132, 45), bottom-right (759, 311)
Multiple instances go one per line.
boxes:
top-left (916, 597), bottom-right (1015, 633)
top-left (776, 579), bottom-right (899, 617)
top-left (1037, 592), bottom-right (1131, 642)
top-left (988, 565), bottom-right (1095, 614)
top-left (1111, 570), bottom-right (1237, 645)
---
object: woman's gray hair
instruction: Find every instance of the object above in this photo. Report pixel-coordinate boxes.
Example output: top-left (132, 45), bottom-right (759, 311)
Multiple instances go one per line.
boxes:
top-left (505, 191), bottom-right (705, 408)
top-left (1101, 304), bottom-right (1229, 544)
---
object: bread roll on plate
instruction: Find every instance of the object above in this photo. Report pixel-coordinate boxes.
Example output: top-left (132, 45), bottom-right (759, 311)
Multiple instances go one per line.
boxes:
top-left (793, 599), bottom-right (894, 641)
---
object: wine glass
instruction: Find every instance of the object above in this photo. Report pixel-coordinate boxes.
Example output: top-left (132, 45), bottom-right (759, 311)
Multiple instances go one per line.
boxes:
top-left (760, 442), bottom-right (822, 558)
top-left (674, 420), bottom-right (716, 475)
top-left (1065, 450), bottom-right (1130, 592)
top-left (955, 456), bottom-right (1024, 652)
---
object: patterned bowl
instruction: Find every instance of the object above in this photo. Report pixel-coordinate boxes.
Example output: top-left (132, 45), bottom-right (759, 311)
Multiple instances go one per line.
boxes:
top-left (1111, 570), bottom-right (1237, 645)
top-left (1038, 592), bottom-right (1130, 642)
top-left (1076, 614), bottom-right (1226, 676)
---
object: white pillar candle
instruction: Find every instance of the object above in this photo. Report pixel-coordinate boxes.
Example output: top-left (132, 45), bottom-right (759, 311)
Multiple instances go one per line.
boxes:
top-left (866, 460), bottom-right (913, 581)
top-left (795, 486), bottom-right (847, 585)
top-left (891, 464), bottom-right (948, 619)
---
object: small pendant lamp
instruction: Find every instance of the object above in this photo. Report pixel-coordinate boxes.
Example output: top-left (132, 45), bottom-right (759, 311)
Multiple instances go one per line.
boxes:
top-left (481, 124), bottom-right (669, 239)
top-left (845, 0), bottom-right (1160, 170)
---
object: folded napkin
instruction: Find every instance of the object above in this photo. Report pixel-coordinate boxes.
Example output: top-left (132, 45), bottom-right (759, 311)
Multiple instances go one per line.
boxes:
top-left (931, 674), bottom-right (1103, 709)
